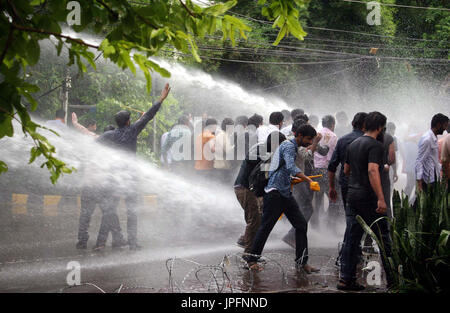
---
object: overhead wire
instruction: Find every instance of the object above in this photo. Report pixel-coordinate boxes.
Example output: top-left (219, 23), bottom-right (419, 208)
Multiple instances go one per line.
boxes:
top-left (341, 0), bottom-right (450, 11)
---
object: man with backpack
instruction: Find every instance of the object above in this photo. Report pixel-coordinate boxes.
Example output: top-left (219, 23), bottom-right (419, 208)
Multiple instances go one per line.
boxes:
top-left (244, 124), bottom-right (320, 274)
top-left (234, 132), bottom-right (286, 252)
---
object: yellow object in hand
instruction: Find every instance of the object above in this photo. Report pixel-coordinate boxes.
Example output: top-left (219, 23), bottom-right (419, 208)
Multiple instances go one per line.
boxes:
top-left (310, 181), bottom-right (320, 192)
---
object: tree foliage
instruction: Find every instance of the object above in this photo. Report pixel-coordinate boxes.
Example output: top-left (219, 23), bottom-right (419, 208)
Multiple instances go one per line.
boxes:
top-left (0, 0), bottom-right (308, 183)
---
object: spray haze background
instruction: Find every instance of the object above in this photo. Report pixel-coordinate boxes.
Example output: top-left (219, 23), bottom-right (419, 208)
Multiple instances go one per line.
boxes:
top-left (1, 30), bottom-right (448, 252)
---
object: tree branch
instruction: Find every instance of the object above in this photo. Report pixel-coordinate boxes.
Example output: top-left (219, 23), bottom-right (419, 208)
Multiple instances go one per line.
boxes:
top-left (95, 0), bottom-right (119, 20)
top-left (11, 23), bottom-right (100, 49)
top-left (179, 0), bottom-right (196, 17)
top-left (0, 24), bottom-right (15, 66)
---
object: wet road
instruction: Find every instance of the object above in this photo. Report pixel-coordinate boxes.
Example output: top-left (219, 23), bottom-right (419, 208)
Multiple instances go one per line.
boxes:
top-left (0, 197), bottom-right (387, 293)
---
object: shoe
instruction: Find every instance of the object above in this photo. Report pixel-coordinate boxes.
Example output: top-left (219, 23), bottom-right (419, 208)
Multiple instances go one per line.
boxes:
top-left (236, 239), bottom-right (246, 249)
top-left (129, 244), bottom-right (142, 251)
top-left (112, 239), bottom-right (128, 249)
top-left (92, 244), bottom-right (106, 252)
top-left (76, 241), bottom-right (87, 250)
top-left (297, 263), bottom-right (320, 274)
top-left (336, 279), bottom-right (365, 291)
top-left (246, 261), bottom-right (264, 271)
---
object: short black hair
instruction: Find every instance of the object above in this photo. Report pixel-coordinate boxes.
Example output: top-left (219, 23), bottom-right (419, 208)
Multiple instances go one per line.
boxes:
top-left (248, 114), bottom-right (263, 128)
top-left (205, 118), bottom-right (218, 127)
top-left (103, 125), bottom-right (115, 132)
top-left (294, 124), bottom-right (317, 138)
top-left (322, 115), bottom-right (335, 129)
top-left (221, 117), bottom-right (234, 131)
top-left (364, 111), bottom-right (387, 132)
top-left (266, 131), bottom-right (286, 153)
top-left (351, 112), bottom-right (367, 130)
top-left (85, 119), bottom-right (96, 127)
top-left (291, 109), bottom-right (304, 120)
top-left (114, 110), bottom-right (131, 128)
top-left (431, 113), bottom-right (449, 128)
top-left (291, 117), bottom-right (308, 134)
top-left (387, 121), bottom-right (396, 132)
top-left (177, 115), bottom-right (189, 125)
top-left (281, 110), bottom-right (291, 121)
top-left (269, 112), bottom-right (284, 125)
top-left (235, 115), bottom-right (248, 127)
top-left (336, 111), bottom-right (348, 122)
top-left (55, 109), bottom-right (65, 119)
top-left (309, 114), bottom-right (319, 126)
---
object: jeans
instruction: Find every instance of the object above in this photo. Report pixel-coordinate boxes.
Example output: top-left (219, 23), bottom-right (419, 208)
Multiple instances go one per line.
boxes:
top-left (96, 189), bottom-right (138, 247)
top-left (235, 186), bottom-right (261, 253)
top-left (77, 187), bottom-right (101, 244)
top-left (381, 172), bottom-right (393, 218)
top-left (340, 202), bottom-right (393, 285)
top-left (96, 189), bottom-right (125, 247)
top-left (248, 190), bottom-right (309, 265)
top-left (311, 168), bottom-right (343, 229)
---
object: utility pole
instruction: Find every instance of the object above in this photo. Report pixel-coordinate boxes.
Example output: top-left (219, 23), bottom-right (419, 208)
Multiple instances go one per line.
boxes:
top-left (61, 67), bottom-right (71, 124)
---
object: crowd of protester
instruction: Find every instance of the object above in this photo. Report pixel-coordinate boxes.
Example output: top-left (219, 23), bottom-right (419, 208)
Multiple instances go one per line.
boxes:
top-left (46, 82), bottom-right (449, 291)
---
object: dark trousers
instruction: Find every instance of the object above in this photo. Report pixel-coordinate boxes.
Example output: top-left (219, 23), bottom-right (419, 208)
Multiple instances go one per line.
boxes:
top-left (77, 187), bottom-right (101, 243)
top-left (311, 168), bottom-right (342, 228)
top-left (235, 186), bottom-right (261, 253)
top-left (96, 190), bottom-right (125, 246)
top-left (337, 185), bottom-right (362, 270)
top-left (96, 189), bottom-right (138, 246)
top-left (248, 190), bottom-right (309, 265)
top-left (340, 202), bottom-right (393, 285)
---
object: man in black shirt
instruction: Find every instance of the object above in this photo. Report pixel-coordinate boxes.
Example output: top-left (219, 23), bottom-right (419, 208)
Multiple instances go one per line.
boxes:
top-left (95, 83), bottom-right (171, 251)
top-left (338, 111), bottom-right (393, 291)
top-left (328, 112), bottom-right (367, 265)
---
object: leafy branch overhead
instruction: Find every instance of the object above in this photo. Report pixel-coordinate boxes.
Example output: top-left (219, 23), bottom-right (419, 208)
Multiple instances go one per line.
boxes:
top-left (0, 0), bottom-right (308, 183)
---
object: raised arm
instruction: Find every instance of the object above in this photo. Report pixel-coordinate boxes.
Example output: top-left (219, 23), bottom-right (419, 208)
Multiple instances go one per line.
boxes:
top-left (71, 112), bottom-right (98, 138)
top-left (132, 83), bottom-right (171, 134)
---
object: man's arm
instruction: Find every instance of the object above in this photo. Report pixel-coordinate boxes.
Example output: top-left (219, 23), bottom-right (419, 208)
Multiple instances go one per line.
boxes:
top-left (344, 163), bottom-right (350, 177)
top-left (308, 133), bottom-right (323, 153)
top-left (442, 138), bottom-right (450, 183)
top-left (71, 112), bottom-right (98, 138)
top-left (328, 170), bottom-right (338, 202)
top-left (132, 83), bottom-right (171, 134)
top-left (368, 162), bottom-right (387, 214)
top-left (283, 143), bottom-right (313, 183)
top-left (415, 138), bottom-right (431, 191)
top-left (388, 141), bottom-right (398, 182)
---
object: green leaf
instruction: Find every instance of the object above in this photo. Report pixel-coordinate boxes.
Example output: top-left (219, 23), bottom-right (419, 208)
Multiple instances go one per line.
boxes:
top-left (273, 24), bottom-right (287, 46)
top-left (26, 38), bottom-right (41, 66)
top-left (0, 161), bottom-right (8, 174)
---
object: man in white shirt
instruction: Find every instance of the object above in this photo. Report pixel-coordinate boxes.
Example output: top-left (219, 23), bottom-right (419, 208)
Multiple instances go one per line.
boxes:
top-left (415, 113), bottom-right (449, 192)
top-left (45, 109), bottom-right (67, 133)
top-left (281, 109), bottom-right (304, 137)
top-left (257, 111), bottom-right (284, 144)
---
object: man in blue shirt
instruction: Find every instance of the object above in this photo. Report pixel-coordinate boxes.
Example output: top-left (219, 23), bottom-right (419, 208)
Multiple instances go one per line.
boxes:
top-left (327, 112), bottom-right (367, 267)
top-left (95, 83), bottom-right (171, 251)
top-left (245, 124), bottom-right (320, 274)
